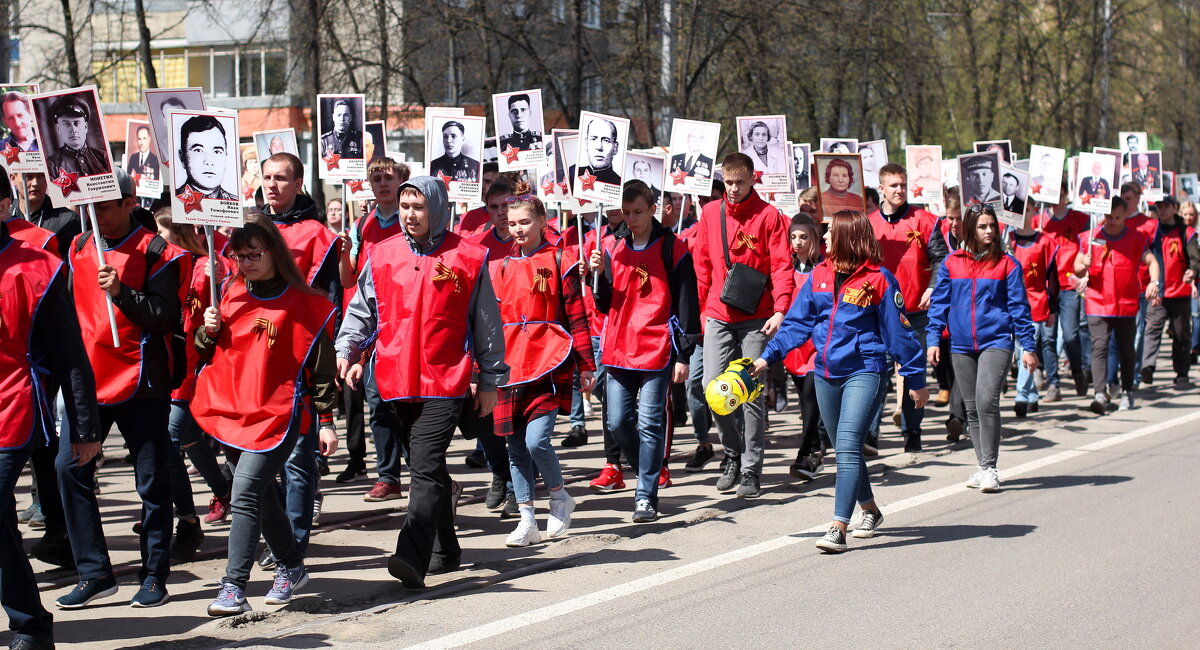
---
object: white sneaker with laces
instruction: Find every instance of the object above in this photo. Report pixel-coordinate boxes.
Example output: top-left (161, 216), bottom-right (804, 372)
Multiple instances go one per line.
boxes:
top-left (546, 490), bottom-right (576, 539)
top-left (1118, 393), bottom-right (1134, 411)
top-left (505, 518), bottom-right (542, 547)
top-left (965, 467), bottom-right (986, 488)
top-left (851, 509), bottom-right (884, 538)
top-left (979, 467), bottom-right (1000, 493)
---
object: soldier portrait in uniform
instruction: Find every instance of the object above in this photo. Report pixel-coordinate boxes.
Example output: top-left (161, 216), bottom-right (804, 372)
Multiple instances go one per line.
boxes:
top-left (572, 114), bottom-right (624, 186)
top-left (171, 113), bottom-right (237, 201)
top-left (318, 95), bottom-right (365, 160)
top-left (494, 90), bottom-right (545, 154)
top-left (820, 138), bottom-right (858, 154)
top-left (1, 86), bottom-right (39, 152)
top-left (667, 119), bottom-right (719, 185)
top-left (1131, 151), bottom-right (1162, 193)
top-left (143, 87), bottom-right (205, 167)
top-left (1028, 144), bottom-right (1065, 203)
top-left (1074, 152), bottom-right (1115, 212)
top-left (34, 90), bottom-right (112, 177)
top-left (958, 152), bottom-right (1003, 207)
top-left (905, 144), bottom-right (942, 204)
top-left (973, 139), bottom-right (1012, 164)
top-left (624, 151), bottom-right (664, 206)
top-left (365, 120), bottom-right (387, 164)
top-left (792, 143), bottom-right (811, 190)
top-left (428, 118), bottom-right (482, 182)
top-left (253, 128), bottom-right (298, 166)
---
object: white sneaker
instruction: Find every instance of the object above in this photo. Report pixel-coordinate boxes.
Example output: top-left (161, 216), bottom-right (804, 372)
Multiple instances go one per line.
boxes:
top-left (979, 467), bottom-right (1000, 493)
top-left (582, 400), bottom-right (594, 417)
top-left (1118, 393), bottom-right (1134, 411)
top-left (505, 518), bottom-right (541, 547)
top-left (546, 491), bottom-right (576, 539)
top-left (965, 467), bottom-right (986, 488)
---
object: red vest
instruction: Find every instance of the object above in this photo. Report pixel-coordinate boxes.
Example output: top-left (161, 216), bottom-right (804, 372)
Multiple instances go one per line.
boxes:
top-left (1009, 233), bottom-right (1057, 322)
top-left (868, 206), bottom-right (937, 312)
top-left (71, 228), bottom-right (185, 405)
top-left (457, 206), bottom-right (490, 236)
top-left (371, 232), bottom-right (488, 400)
top-left (1126, 213), bottom-right (1159, 289)
top-left (600, 235), bottom-right (684, 371)
top-left (345, 209), bottom-right (402, 306)
top-left (784, 267), bottom-right (816, 376)
top-left (191, 280), bottom-right (335, 452)
top-left (5, 218), bottom-right (57, 255)
top-left (1156, 222), bottom-right (1197, 299)
top-left (276, 218), bottom-right (339, 287)
top-left (1083, 226), bottom-right (1148, 317)
top-left (471, 228), bottom-right (517, 262)
top-left (0, 239), bottom-right (62, 449)
top-left (492, 244), bottom-right (574, 384)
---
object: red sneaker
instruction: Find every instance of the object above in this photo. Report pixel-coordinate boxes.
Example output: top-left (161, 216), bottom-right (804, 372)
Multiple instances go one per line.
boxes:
top-left (658, 466), bottom-right (672, 488)
top-left (589, 463), bottom-right (625, 492)
top-left (364, 481), bottom-right (404, 502)
top-left (203, 494), bottom-right (230, 524)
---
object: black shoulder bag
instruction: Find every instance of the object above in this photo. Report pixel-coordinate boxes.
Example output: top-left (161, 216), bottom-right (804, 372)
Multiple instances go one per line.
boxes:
top-left (718, 202), bottom-right (768, 314)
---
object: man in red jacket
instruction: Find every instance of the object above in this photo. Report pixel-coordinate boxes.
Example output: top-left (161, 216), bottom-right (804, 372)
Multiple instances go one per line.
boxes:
top-left (692, 153), bottom-right (793, 498)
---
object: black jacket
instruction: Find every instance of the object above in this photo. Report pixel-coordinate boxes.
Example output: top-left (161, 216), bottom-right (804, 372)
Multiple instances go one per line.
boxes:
top-left (27, 202), bottom-right (82, 260)
top-left (259, 195), bottom-right (341, 300)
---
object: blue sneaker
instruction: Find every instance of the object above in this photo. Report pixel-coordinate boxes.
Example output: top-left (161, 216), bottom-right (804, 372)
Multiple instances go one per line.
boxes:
top-left (264, 563), bottom-right (309, 605)
top-left (130, 577), bottom-right (169, 608)
top-left (207, 580), bottom-right (251, 616)
top-left (55, 575), bottom-right (118, 609)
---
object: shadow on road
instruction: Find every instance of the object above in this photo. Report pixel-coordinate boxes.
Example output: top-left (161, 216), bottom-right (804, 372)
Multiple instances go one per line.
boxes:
top-left (1000, 474), bottom-right (1133, 491)
top-left (864, 523), bottom-right (1037, 550)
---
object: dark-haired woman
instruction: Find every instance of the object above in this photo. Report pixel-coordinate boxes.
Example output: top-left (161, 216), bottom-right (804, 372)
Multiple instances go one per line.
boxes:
top-left (753, 210), bottom-right (928, 553)
top-left (191, 214), bottom-right (339, 616)
top-left (926, 204), bottom-right (1038, 494)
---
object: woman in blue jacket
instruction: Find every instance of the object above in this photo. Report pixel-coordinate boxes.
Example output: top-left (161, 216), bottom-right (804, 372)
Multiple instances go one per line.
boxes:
top-left (926, 204), bottom-right (1037, 494)
top-left (753, 210), bottom-right (928, 553)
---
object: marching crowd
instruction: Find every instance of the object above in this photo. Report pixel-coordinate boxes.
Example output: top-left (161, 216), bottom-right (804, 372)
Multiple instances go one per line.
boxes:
top-left (2, 144), bottom-right (1196, 648)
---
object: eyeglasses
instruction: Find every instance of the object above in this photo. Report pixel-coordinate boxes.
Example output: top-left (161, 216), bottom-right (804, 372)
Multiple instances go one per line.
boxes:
top-left (504, 194), bottom-right (535, 203)
top-left (967, 203), bottom-right (989, 215)
top-left (230, 250), bottom-right (266, 263)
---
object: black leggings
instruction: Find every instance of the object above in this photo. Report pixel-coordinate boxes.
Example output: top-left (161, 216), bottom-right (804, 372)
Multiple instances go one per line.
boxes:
top-left (791, 373), bottom-right (830, 458)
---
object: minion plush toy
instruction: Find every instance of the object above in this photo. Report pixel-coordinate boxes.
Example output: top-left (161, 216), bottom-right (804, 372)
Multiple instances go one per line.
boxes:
top-left (705, 357), bottom-right (765, 416)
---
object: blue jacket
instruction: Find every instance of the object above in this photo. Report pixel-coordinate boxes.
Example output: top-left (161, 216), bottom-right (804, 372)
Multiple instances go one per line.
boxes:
top-left (761, 261), bottom-right (926, 387)
top-left (926, 249), bottom-right (1037, 353)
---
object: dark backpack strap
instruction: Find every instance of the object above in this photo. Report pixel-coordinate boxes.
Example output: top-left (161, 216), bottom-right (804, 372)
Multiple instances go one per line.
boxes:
top-left (719, 201), bottom-right (732, 269)
top-left (145, 234), bottom-right (167, 274)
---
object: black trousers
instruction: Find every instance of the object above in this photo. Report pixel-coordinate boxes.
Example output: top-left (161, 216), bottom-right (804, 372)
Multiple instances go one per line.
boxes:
top-left (791, 374), bottom-right (829, 458)
top-left (1089, 316), bottom-right (1137, 392)
top-left (1142, 297), bottom-right (1192, 380)
top-left (338, 383), bottom-right (367, 464)
top-left (391, 399), bottom-right (463, 573)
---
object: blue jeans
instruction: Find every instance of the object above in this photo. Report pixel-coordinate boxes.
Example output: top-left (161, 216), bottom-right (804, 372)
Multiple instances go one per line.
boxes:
top-left (1057, 289), bottom-right (1090, 376)
top-left (1192, 295), bottom-right (1200, 350)
top-left (167, 401), bottom-right (231, 519)
top-left (1107, 296), bottom-right (1147, 386)
top-left (506, 409), bottom-right (563, 504)
top-left (225, 427), bottom-right (302, 588)
top-left (283, 423), bottom-right (317, 553)
top-left (815, 373), bottom-right (882, 524)
top-left (867, 312), bottom-right (927, 436)
top-left (569, 336), bottom-right (606, 428)
top-left (605, 366), bottom-right (671, 504)
top-left (685, 342), bottom-right (711, 444)
top-left (1016, 321), bottom-right (1055, 402)
top-left (365, 359), bottom-right (406, 484)
top-left (1, 448), bottom-right (54, 644)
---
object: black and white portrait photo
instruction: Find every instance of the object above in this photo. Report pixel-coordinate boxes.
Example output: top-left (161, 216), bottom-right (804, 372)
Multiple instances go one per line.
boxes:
top-left (820, 138), bottom-right (858, 154)
top-left (573, 111), bottom-right (630, 203)
top-left (792, 143), bottom-right (812, 190)
top-left (624, 150), bottom-right (665, 211)
top-left (168, 110), bottom-right (243, 227)
top-left (124, 119), bottom-right (162, 199)
top-left (31, 85), bottom-right (121, 204)
top-left (143, 87), bottom-right (205, 172)
top-left (958, 151), bottom-right (1003, 208)
top-left (858, 139), bottom-right (888, 189)
top-left (493, 89), bottom-right (546, 171)
top-left (1028, 144), bottom-right (1065, 204)
top-left (426, 113), bottom-right (486, 202)
top-left (998, 164), bottom-right (1029, 228)
top-left (317, 94), bottom-right (366, 179)
top-left (667, 118), bottom-right (720, 194)
top-left (0, 84), bottom-right (44, 173)
top-left (973, 139), bottom-right (1013, 165)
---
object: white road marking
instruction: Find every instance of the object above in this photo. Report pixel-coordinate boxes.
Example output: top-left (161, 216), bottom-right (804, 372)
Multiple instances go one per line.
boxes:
top-left (404, 410), bottom-right (1200, 650)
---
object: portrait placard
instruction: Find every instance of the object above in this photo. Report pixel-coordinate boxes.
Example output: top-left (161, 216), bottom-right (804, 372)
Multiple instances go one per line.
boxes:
top-left (426, 113), bottom-right (485, 202)
top-left (1163, 171), bottom-right (1175, 199)
top-left (1074, 151), bottom-right (1116, 214)
top-left (493, 89), bottom-right (546, 172)
top-left (551, 129), bottom-right (579, 208)
top-left (143, 88), bottom-right (205, 176)
top-left (167, 109), bottom-right (244, 227)
top-left (858, 140), bottom-right (888, 190)
top-left (124, 119), bottom-right (162, 199)
top-left (238, 141), bottom-right (260, 208)
top-left (1176, 173), bottom-right (1199, 202)
top-left (957, 151), bottom-right (1003, 213)
top-left (364, 120), bottom-right (387, 165)
top-left (941, 159), bottom-right (959, 189)
top-left (736, 114), bottom-right (790, 192)
top-left (819, 138), bottom-right (857, 154)
top-left (0, 83), bottom-right (44, 173)
top-left (573, 111), bottom-right (630, 204)
top-left (905, 145), bottom-right (942, 204)
top-left (973, 139), bottom-right (1012, 164)
top-left (813, 152), bottom-right (866, 222)
top-left (317, 94), bottom-right (366, 180)
top-left (535, 134), bottom-right (559, 204)
top-left (30, 86), bottom-right (121, 205)
top-left (347, 177), bottom-right (376, 202)
top-left (1067, 156), bottom-right (1078, 202)
top-left (997, 164), bottom-right (1029, 229)
top-left (624, 150), bottom-right (666, 219)
top-left (1027, 144), bottom-right (1065, 204)
top-left (1119, 131), bottom-right (1147, 154)
top-left (424, 106), bottom-right (465, 163)
top-left (1128, 150), bottom-right (1164, 200)
top-left (769, 145), bottom-right (800, 215)
top-left (667, 118), bottom-right (720, 195)
top-left (792, 143), bottom-right (812, 190)
top-left (253, 128), bottom-right (299, 166)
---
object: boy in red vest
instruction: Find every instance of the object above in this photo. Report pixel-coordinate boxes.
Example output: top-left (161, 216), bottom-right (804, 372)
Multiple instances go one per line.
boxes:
top-left (336, 176), bottom-right (507, 587)
top-left (1141, 195), bottom-right (1200, 386)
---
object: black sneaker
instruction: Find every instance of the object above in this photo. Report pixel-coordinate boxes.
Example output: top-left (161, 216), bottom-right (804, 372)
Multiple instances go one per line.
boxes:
top-left (464, 449), bottom-right (487, 469)
top-left (55, 575), bottom-right (118, 609)
top-left (8, 636), bottom-right (56, 650)
top-left (31, 532), bottom-right (74, 570)
top-left (561, 425), bottom-right (588, 448)
top-left (335, 460), bottom-right (368, 484)
top-left (632, 498), bottom-right (657, 523)
top-left (500, 491), bottom-right (520, 519)
top-left (1072, 371), bottom-right (1089, 396)
top-left (815, 525), bottom-right (847, 553)
top-left (1141, 367), bottom-right (1155, 386)
top-left (862, 434), bottom-right (879, 457)
top-left (789, 453), bottom-right (823, 480)
top-left (715, 457), bottom-right (741, 493)
top-left (1014, 401), bottom-right (1028, 418)
top-left (684, 443), bottom-right (715, 473)
top-left (170, 518), bottom-right (204, 562)
top-left (1175, 377), bottom-right (1193, 389)
top-left (1089, 393), bottom-right (1108, 415)
top-left (903, 430), bottom-right (922, 453)
top-left (316, 455), bottom-right (330, 477)
top-left (426, 554), bottom-right (461, 575)
top-left (129, 577), bottom-right (169, 608)
top-left (387, 554), bottom-right (426, 588)
top-left (735, 471), bottom-right (761, 498)
top-left (258, 548), bottom-right (278, 570)
top-left (484, 475), bottom-right (507, 510)
top-left (945, 417), bottom-right (965, 442)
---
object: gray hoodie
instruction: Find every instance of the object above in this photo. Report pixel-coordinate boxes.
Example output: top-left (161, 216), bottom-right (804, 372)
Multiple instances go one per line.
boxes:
top-left (334, 176), bottom-right (508, 392)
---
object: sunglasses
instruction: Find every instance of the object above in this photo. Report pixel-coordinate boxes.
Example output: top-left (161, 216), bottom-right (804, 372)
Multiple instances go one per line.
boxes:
top-left (504, 194), bottom-right (535, 204)
top-left (230, 250), bottom-right (266, 263)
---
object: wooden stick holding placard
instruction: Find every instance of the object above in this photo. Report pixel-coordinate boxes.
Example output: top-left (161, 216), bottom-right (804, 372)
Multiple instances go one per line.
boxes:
top-left (593, 205), bottom-right (604, 293)
top-left (85, 203), bottom-right (121, 347)
top-left (204, 225), bottom-right (219, 307)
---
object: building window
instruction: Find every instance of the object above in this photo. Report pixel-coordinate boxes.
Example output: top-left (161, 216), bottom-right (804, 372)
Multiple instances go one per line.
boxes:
top-left (94, 46), bottom-right (287, 103)
top-left (582, 75), bottom-right (602, 108)
top-left (582, 0), bottom-right (601, 28)
top-left (552, 0), bottom-right (566, 22)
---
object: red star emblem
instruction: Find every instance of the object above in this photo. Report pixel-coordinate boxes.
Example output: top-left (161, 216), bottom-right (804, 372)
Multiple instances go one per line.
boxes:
top-left (0, 143), bottom-right (19, 165)
top-left (578, 198), bottom-right (591, 206)
top-left (177, 185), bottom-right (204, 213)
top-left (541, 180), bottom-right (556, 195)
top-left (766, 192), bottom-right (776, 201)
top-left (752, 170), bottom-right (764, 185)
top-left (50, 167), bottom-right (80, 196)
top-left (557, 182), bottom-right (569, 194)
top-left (1080, 193), bottom-right (1092, 205)
top-left (671, 169), bottom-right (689, 186)
top-left (501, 145), bottom-right (521, 164)
top-left (347, 179), bottom-right (365, 193)
top-left (579, 170), bottom-right (598, 192)
top-left (911, 185), bottom-right (924, 197)
top-left (437, 171), bottom-right (452, 189)
top-left (323, 152), bottom-right (341, 171)
top-left (242, 184), bottom-right (254, 200)
top-left (1030, 183), bottom-right (1042, 196)
top-left (130, 171), bottom-right (142, 187)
